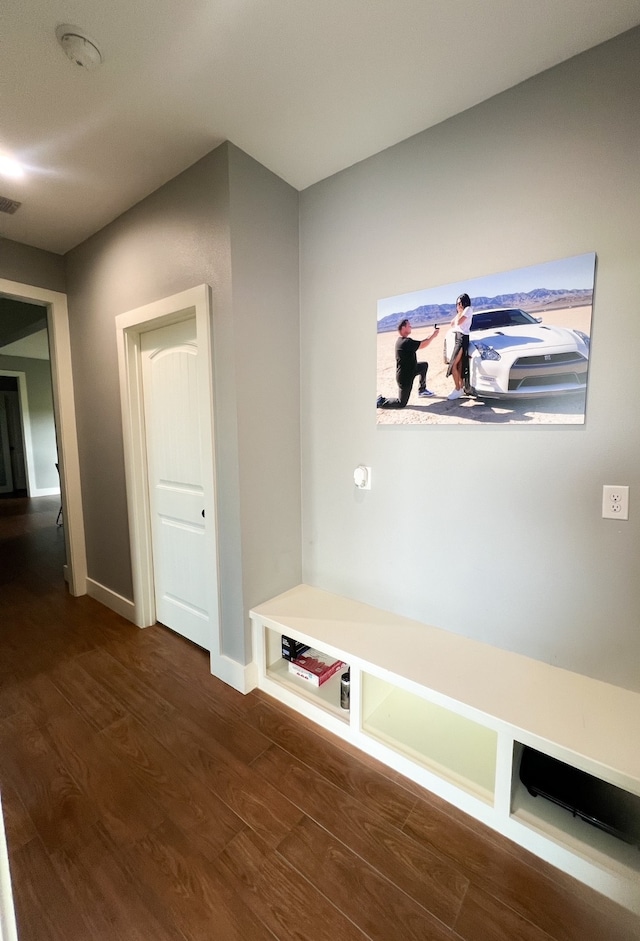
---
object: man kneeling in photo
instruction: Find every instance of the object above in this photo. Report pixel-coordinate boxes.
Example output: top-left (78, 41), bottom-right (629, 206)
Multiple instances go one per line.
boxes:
top-left (377, 319), bottom-right (440, 409)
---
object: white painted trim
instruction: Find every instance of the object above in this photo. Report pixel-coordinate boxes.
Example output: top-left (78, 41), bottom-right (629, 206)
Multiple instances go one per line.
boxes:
top-left (116, 286), bottom-right (226, 674)
top-left (86, 577), bottom-right (137, 622)
top-left (116, 325), bottom-right (155, 627)
top-left (212, 655), bottom-right (258, 694)
top-left (0, 794), bottom-right (18, 941)
top-left (31, 487), bottom-right (61, 497)
top-left (0, 279), bottom-right (87, 596)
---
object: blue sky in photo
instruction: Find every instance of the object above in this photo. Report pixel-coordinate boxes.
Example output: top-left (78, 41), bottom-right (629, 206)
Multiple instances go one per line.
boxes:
top-left (377, 252), bottom-right (596, 321)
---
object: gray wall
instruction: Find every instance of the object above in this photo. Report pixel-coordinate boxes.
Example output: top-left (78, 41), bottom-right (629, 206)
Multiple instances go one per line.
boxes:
top-left (299, 28), bottom-right (640, 692)
top-left (0, 237), bottom-right (66, 293)
top-left (227, 145), bottom-right (302, 655)
top-left (64, 143), bottom-right (300, 664)
top-left (64, 145), bottom-right (233, 605)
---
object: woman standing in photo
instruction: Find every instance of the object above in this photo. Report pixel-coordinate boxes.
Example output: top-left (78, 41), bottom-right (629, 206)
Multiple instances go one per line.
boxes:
top-left (447, 293), bottom-right (472, 400)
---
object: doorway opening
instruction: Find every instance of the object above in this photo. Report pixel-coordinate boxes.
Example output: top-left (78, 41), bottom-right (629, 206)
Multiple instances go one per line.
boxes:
top-left (0, 278), bottom-right (87, 595)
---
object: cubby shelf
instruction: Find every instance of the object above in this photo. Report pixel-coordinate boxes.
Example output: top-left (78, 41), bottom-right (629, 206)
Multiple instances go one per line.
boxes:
top-left (250, 584), bottom-right (640, 914)
top-left (361, 675), bottom-right (497, 804)
top-left (265, 655), bottom-right (349, 724)
top-left (510, 777), bottom-right (640, 879)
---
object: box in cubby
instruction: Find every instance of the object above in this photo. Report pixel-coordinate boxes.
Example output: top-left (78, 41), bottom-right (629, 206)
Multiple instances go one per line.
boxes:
top-left (288, 648), bottom-right (346, 687)
top-left (281, 635), bottom-right (310, 661)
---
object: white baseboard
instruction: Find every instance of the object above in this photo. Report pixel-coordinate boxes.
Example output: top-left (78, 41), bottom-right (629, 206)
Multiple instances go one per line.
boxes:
top-left (0, 793), bottom-right (18, 941)
top-left (86, 578), bottom-right (136, 622)
top-left (32, 487), bottom-right (61, 497)
top-left (85, 581), bottom-right (257, 694)
top-left (210, 654), bottom-right (258, 694)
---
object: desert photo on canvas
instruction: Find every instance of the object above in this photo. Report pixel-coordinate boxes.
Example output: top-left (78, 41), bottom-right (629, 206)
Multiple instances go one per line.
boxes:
top-left (376, 253), bottom-right (596, 426)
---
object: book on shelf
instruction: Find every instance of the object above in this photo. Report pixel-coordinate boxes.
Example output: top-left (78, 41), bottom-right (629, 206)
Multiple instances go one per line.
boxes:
top-left (288, 648), bottom-right (345, 687)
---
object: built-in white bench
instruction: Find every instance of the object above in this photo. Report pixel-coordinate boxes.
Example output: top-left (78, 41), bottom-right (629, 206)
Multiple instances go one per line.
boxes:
top-left (250, 583), bottom-right (640, 914)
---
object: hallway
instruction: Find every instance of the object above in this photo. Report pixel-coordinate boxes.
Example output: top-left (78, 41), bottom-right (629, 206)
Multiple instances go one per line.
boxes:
top-left (1, 496), bottom-right (638, 941)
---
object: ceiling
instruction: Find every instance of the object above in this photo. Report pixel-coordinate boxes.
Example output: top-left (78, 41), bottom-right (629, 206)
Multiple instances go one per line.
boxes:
top-left (0, 330), bottom-right (50, 361)
top-left (1, 0), bottom-right (639, 255)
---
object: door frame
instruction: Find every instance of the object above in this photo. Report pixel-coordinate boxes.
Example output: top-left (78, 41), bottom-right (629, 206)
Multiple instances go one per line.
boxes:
top-left (115, 285), bottom-right (223, 665)
top-left (0, 278), bottom-right (87, 595)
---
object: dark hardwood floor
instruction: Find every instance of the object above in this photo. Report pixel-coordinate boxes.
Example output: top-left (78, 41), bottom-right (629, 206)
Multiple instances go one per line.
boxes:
top-left (1, 495), bottom-right (639, 940)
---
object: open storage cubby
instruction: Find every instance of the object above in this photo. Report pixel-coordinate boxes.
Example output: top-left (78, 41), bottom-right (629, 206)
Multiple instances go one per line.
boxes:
top-left (361, 673), bottom-right (497, 804)
top-left (262, 624), bottom-right (349, 724)
top-left (250, 584), bottom-right (640, 914)
top-left (510, 742), bottom-right (640, 881)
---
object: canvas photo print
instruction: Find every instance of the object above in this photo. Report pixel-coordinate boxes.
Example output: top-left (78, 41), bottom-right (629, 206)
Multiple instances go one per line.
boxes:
top-left (376, 252), bottom-right (596, 425)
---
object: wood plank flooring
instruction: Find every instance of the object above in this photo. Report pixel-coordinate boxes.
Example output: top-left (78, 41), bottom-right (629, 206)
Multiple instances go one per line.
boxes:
top-left (1, 495), bottom-right (639, 940)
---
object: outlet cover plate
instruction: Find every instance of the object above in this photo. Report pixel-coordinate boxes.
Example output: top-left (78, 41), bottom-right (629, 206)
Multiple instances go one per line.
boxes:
top-left (602, 485), bottom-right (629, 520)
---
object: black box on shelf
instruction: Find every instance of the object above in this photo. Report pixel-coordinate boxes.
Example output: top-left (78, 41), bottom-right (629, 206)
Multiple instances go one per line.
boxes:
top-left (281, 635), bottom-right (310, 661)
top-left (519, 745), bottom-right (640, 847)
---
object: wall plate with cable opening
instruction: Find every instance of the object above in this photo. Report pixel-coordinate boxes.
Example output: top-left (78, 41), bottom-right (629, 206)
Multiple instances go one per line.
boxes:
top-left (354, 465), bottom-right (371, 490)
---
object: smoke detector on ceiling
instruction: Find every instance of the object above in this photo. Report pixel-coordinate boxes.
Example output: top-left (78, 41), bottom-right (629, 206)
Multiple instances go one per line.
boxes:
top-left (55, 24), bottom-right (103, 71)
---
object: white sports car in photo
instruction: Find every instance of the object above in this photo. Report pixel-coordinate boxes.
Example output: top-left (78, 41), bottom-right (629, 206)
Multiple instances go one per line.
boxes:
top-left (444, 308), bottom-right (590, 399)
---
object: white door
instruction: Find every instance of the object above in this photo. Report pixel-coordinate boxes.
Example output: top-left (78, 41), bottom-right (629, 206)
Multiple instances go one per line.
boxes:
top-left (140, 318), bottom-right (211, 649)
top-left (0, 396), bottom-right (14, 494)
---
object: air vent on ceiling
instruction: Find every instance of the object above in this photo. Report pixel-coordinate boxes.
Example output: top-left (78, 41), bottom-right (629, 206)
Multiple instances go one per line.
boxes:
top-left (0, 196), bottom-right (21, 214)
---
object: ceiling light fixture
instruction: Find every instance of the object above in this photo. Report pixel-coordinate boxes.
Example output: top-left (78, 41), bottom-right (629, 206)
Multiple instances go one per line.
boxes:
top-left (0, 155), bottom-right (25, 180)
top-left (55, 24), bottom-right (103, 71)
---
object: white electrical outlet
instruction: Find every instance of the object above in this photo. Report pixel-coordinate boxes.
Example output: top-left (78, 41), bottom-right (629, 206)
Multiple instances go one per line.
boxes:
top-left (602, 485), bottom-right (629, 520)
